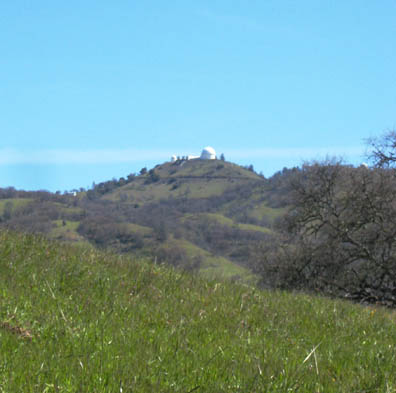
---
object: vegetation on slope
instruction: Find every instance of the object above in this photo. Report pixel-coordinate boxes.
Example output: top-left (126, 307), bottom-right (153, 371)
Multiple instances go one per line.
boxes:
top-left (101, 159), bottom-right (262, 204)
top-left (0, 159), bottom-right (285, 282)
top-left (1, 231), bottom-right (396, 392)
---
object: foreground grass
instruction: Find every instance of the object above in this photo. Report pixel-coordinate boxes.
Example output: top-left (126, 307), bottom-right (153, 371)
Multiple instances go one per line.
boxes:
top-left (1, 231), bottom-right (396, 392)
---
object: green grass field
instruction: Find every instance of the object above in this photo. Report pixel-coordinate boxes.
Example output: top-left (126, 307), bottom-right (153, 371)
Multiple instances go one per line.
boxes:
top-left (1, 230), bottom-right (396, 392)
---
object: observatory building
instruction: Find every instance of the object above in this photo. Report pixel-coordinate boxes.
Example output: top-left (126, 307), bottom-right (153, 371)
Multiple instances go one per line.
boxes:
top-left (200, 146), bottom-right (216, 160)
top-left (171, 147), bottom-right (217, 162)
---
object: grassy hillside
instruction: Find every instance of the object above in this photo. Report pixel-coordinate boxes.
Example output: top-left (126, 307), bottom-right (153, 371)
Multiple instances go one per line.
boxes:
top-left (0, 198), bottom-right (32, 214)
top-left (0, 160), bottom-right (292, 283)
top-left (183, 213), bottom-right (272, 234)
top-left (104, 159), bottom-right (262, 204)
top-left (48, 220), bottom-right (91, 245)
top-left (1, 231), bottom-right (396, 392)
top-left (158, 236), bottom-right (257, 283)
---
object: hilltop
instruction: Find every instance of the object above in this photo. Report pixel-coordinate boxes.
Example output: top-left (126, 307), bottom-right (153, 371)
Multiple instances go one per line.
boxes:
top-left (1, 230), bottom-right (396, 392)
top-left (102, 159), bottom-right (262, 204)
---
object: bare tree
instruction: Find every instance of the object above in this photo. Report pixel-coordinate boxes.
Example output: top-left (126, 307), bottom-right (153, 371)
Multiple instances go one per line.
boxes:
top-left (367, 130), bottom-right (396, 168)
top-left (262, 159), bottom-right (396, 306)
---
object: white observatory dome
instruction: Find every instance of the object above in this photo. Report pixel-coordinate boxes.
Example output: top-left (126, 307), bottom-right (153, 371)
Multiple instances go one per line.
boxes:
top-left (201, 146), bottom-right (216, 160)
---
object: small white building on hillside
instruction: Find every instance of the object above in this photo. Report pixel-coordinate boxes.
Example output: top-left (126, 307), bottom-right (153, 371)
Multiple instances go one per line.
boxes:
top-left (171, 147), bottom-right (217, 162)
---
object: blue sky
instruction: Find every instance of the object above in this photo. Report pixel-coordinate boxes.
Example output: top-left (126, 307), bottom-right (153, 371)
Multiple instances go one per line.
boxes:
top-left (1, 1), bottom-right (395, 191)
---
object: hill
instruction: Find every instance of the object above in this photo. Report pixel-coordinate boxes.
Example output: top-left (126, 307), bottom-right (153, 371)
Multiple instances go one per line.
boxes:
top-left (1, 230), bottom-right (396, 392)
top-left (0, 159), bottom-right (293, 283)
top-left (103, 159), bottom-right (262, 204)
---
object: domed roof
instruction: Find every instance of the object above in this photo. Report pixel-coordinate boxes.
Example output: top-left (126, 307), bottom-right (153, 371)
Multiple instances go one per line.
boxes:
top-left (201, 146), bottom-right (216, 159)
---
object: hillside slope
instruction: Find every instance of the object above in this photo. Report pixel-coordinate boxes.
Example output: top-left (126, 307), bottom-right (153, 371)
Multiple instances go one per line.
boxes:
top-left (1, 231), bottom-right (396, 392)
top-left (0, 160), bottom-right (293, 281)
top-left (103, 159), bottom-right (262, 204)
